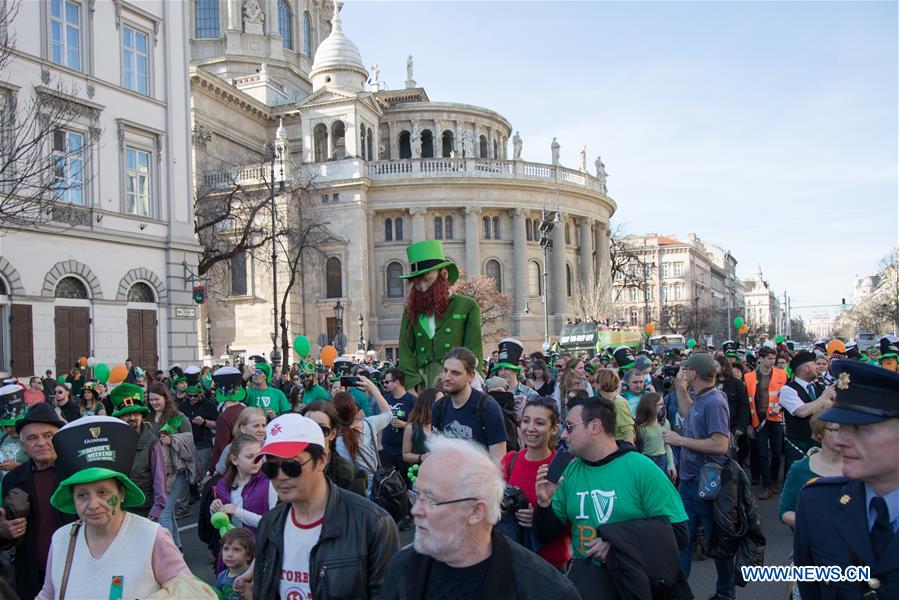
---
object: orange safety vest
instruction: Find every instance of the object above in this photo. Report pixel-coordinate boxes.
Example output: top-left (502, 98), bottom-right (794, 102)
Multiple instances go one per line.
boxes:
top-left (744, 368), bottom-right (788, 428)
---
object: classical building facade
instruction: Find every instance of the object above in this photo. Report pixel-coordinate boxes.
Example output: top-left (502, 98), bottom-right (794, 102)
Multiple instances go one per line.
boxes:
top-left (742, 268), bottom-right (783, 337)
top-left (0, 1), bottom-right (199, 378)
top-left (190, 1), bottom-right (615, 361)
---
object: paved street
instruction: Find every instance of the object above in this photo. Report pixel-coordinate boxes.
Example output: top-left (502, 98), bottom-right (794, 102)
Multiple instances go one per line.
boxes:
top-left (180, 481), bottom-right (793, 598)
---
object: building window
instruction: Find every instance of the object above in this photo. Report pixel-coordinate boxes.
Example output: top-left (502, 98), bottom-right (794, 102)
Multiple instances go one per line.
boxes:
top-left (367, 127), bottom-right (373, 161)
top-left (331, 193), bottom-right (339, 202)
top-left (303, 11), bottom-right (312, 56)
top-left (360, 127), bottom-right (366, 160)
top-left (386, 261), bottom-right (404, 299)
top-left (441, 130), bottom-right (454, 157)
top-left (50, 0), bottom-right (81, 71)
top-left (125, 147), bottom-right (151, 217)
top-left (485, 259), bottom-right (502, 292)
top-left (532, 219), bottom-right (540, 241)
top-left (629, 308), bottom-right (638, 325)
top-left (313, 123), bottom-right (328, 162)
top-left (421, 130), bottom-right (434, 158)
top-left (492, 216), bottom-right (500, 240)
top-left (444, 216), bottom-right (453, 240)
top-left (278, 0), bottom-right (293, 50)
top-left (661, 284), bottom-right (669, 302)
top-left (434, 216), bottom-right (443, 240)
top-left (122, 25), bottom-right (150, 95)
top-left (566, 264), bottom-right (573, 297)
top-left (674, 284), bottom-right (683, 300)
top-left (231, 251), bottom-right (247, 296)
top-left (528, 261), bottom-right (542, 297)
top-left (395, 217), bottom-right (404, 240)
top-left (325, 256), bottom-right (342, 298)
top-left (55, 276), bottom-right (88, 299)
top-left (398, 130), bottom-right (411, 159)
top-left (127, 282), bottom-right (155, 303)
top-left (330, 121), bottom-right (346, 159)
top-left (482, 216), bottom-right (490, 239)
top-left (385, 218), bottom-right (393, 241)
top-left (629, 287), bottom-right (638, 302)
top-left (565, 222), bottom-right (571, 245)
top-left (53, 129), bottom-right (84, 205)
top-left (526, 218), bottom-right (533, 242)
top-left (479, 135), bottom-right (487, 158)
top-left (673, 262), bottom-right (683, 276)
top-left (661, 263), bottom-right (670, 278)
top-left (195, 0), bottom-right (220, 38)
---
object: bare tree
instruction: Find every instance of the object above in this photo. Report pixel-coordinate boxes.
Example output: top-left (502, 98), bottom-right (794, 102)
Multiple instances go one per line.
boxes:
top-left (572, 268), bottom-right (616, 323)
top-left (836, 247), bottom-right (899, 336)
top-left (609, 225), bottom-right (651, 292)
top-left (451, 270), bottom-right (512, 342)
top-left (0, 0), bottom-right (102, 230)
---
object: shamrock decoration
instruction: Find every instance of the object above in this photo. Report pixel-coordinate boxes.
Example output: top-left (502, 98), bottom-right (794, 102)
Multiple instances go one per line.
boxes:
top-left (837, 372), bottom-right (850, 391)
top-left (407, 463), bottom-right (420, 483)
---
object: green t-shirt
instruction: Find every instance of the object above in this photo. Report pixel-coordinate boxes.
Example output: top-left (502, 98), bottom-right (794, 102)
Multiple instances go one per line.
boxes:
top-left (552, 450), bottom-right (688, 559)
top-left (300, 385), bottom-right (331, 406)
top-left (350, 387), bottom-right (372, 417)
top-left (245, 385), bottom-right (291, 415)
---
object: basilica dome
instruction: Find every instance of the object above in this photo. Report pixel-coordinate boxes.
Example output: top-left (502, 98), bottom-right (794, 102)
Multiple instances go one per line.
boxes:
top-left (310, 4), bottom-right (367, 92)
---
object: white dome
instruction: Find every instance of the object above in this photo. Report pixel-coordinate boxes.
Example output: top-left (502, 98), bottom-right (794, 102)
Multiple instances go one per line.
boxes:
top-left (310, 3), bottom-right (366, 77)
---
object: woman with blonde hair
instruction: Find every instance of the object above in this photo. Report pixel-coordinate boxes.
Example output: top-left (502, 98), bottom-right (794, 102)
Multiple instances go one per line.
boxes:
top-left (214, 407), bottom-right (266, 475)
top-left (594, 368), bottom-right (635, 445)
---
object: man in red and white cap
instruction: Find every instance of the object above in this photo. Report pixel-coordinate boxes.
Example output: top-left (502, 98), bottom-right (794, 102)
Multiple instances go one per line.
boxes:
top-left (235, 413), bottom-right (398, 600)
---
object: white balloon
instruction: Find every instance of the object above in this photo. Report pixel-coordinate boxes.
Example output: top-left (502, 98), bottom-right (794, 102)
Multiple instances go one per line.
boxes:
top-left (87, 357), bottom-right (97, 367)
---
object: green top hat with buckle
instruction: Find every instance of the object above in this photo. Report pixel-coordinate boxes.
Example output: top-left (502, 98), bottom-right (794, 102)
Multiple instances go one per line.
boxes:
top-left (110, 383), bottom-right (150, 418)
top-left (399, 240), bottom-right (459, 284)
top-left (492, 338), bottom-right (525, 372)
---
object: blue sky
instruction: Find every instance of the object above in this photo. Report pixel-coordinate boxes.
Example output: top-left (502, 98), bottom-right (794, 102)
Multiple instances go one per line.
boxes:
top-left (342, 1), bottom-right (898, 320)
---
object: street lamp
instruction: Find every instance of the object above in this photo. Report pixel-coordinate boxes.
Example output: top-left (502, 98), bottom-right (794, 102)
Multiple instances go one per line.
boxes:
top-left (334, 299), bottom-right (344, 356)
top-left (357, 313), bottom-right (365, 351)
top-left (538, 207), bottom-right (558, 351)
top-left (205, 316), bottom-right (213, 357)
top-left (267, 136), bottom-right (286, 367)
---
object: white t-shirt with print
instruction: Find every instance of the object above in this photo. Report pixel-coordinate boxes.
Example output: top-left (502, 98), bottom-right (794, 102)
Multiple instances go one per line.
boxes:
top-left (279, 506), bottom-right (323, 600)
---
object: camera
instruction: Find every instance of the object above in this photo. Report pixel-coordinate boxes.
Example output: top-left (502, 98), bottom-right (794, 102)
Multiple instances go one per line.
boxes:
top-left (660, 365), bottom-right (679, 392)
top-left (500, 485), bottom-right (529, 515)
top-left (340, 376), bottom-right (362, 388)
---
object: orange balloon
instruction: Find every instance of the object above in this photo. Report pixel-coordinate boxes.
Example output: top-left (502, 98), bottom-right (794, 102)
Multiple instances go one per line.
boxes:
top-left (108, 364), bottom-right (128, 384)
top-left (644, 323), bottom-right (655, 336)
top-left (739, 325), bottom-right (749, 334)
top-left (320, 345), bottom-right (338, 368)
top-left (826, 339), bottom-right (846, 356)
top-left (78, 356), bottom-right (88, 368)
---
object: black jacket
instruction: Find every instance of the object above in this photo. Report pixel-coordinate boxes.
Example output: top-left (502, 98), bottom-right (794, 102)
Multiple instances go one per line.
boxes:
top-left (253, 479), bottom-right (399, 599)
top-left (719, 377), bottom-right (750, 430)
top-left (706, 458), bottom-right (766, 585)
top-left (1, 461), bottom-right (77, 600)
top-left (381, 529), bottom-right (581, 600)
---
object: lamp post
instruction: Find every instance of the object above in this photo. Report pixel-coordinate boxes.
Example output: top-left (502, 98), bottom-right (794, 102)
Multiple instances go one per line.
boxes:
top-left (538, 206), bottom-right (559, 351)
top-left (267, 139), bottom-right (286, 366)
top-left (357, 313), bottom-right (365, 351)
top-left (205, 316), bottom-right (213, 357)
top-left (334, 299), bottom-right (345, 356)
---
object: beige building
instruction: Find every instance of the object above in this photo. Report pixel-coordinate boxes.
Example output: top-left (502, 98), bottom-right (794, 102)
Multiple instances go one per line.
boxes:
top-left (0, 0), bottom-right (199, 378)
top-left (741, 268), bottom-right (783, 337)
top-left (190, 2), bottom-right (616, 361)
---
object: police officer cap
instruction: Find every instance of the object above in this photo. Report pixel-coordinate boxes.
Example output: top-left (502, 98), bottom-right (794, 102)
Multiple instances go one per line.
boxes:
top-left (819, 359), bottom-right (899, 425)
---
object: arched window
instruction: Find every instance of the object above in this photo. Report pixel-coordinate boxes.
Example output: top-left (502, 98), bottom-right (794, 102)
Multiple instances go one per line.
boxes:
top-left (278, 0), bottom-right (293, 50)
top-left (526, 218), bottom-right (533, 241)
top-left (367, 127), bottom-right (373, 161)
top-left (528, 261), bottom-right (542, 297)
top-left (395, 217), bottom-right (404, 240)
top-left (0, 277), bottom-right (6, 295)
top-left (127, 282), bottom-right (155, 303)
top-left (434, 216), bottom-right (443, 240)
top-left (441, 130), bottom-right (454, 157)
top-left (55, 276), bottom-right (88, 299)
top-left (195, 0), bottom-right (220, 38)
top-left (385, 218), bottom-right (393, 242)
top-left (330, 120), bottom-right (346, 159)
top-left (479, 135), bottom-right (488, 158)
top-left (492, 216), bottom-right (500, 240)
top-left (360, 127), bottom-right (366, 160)
top-left (386, 262), bottom-right (404, 299)
top-left (420, 130), bottom-right (434, 158)
top-left (444, 216), bottom-right (454, 240)
top-left (565, 222), bottom-right (571, 245)
top-left (493, 139), bottom-right (498, 159)
top-left (532, 219), bottom-right (540, 241)
top-left (231, 251), bottom-right (247, 295)
top-left (566, 264), bottom-right (573, 297)
top-left (303, 11), bottom-right (312, 56)
top-left (313, 123), bottom-right (328, 162)
top-left (482, 216), bottom-right (491, 239)
top-left (485, 260), bottom-right (502, 292)
top-left (325, 257), bottom-right (342, 298)
top-left (398, 130), bottom-right (411, 159)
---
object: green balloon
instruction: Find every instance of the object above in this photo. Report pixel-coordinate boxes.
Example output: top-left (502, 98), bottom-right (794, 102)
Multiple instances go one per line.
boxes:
top-left (775, 334), bottom-right (785, 344)
top-left (293, 335), bottom-right (311, 358)
top-left (94, 363), bottom-right (110, 384)
top-left (56, 374), bottom-right (67, 384)
top-left (733, 317), bottom-right (744, 329)
top-left (687, 338), bottom-right (697, 349)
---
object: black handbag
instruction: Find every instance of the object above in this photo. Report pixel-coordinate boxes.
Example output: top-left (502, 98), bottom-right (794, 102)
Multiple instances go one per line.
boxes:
top-left (362, 421), bottom-right (410, 522)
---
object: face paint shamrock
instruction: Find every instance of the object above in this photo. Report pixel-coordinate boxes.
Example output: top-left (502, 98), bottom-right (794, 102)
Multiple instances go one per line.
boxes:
top-left (108, 495), bottom-right (119, 516)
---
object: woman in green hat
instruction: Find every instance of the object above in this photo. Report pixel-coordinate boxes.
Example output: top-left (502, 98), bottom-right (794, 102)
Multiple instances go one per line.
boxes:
top-left (36, 416), bottom-right (216, 599)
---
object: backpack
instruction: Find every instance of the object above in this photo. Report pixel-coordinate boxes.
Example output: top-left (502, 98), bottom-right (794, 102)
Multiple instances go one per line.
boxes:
top-left (432, 391), bottom-right (519, 451)
top-left (361, 421), bottom-right (410, 523)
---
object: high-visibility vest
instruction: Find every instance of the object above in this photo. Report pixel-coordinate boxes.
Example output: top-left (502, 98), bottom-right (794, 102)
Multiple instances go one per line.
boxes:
top-left (744, 368), bottom-right (788, 428)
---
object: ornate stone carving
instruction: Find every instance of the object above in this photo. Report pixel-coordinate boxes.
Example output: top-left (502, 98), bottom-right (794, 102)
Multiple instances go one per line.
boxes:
top-left (155, 136), bottom-right (163, 162)
top-left (117, 122), bottom-right (125, 150)
top-left (512, 131), bottom-right (522, 160)
top-left (192, 123), bottom-right (213, 148)
top-left (153, 21), bottom-right (159, 46)
top-left (463, 206), bottom-right (482, 216)
top-left (551, 137), bottom-right (560, 166)
top-left (461, 128), bottom-right (474, 158)
top-left (112, 0), bottom-right (121, 29)
top-left (86, 84), bottom-right (95, 99)
top-left (243, 0), bottom-right (265, 35)
top-left (579, 145), bottom-right (587, 172)
top-left (40, 68), bottom-right (50, 84)
top-left (51, 204), bottom-right (90, 227)
top-left (595, 156), bottom-right (608, 194)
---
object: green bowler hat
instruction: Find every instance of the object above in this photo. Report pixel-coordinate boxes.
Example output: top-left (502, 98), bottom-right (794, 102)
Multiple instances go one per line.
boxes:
top-left (110, 383), bottom-right (150, 418)
top-left (399, 240), bottom-right (459, 284)
top-left (50, 416), bottom-right (146, 514)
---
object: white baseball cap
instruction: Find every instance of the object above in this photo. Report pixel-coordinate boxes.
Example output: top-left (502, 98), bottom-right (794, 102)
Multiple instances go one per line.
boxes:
top-left (256, 413), bottom-right (325, 461)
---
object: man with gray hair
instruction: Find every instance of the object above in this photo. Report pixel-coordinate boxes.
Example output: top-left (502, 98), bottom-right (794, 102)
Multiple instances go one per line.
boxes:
top-left (382, 436), bottom-right (579, 599)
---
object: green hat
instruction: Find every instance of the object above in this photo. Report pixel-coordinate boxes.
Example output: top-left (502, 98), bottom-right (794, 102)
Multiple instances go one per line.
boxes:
top-left (50, 416), bottom-right (145, 514)
top-left (399, 240), bottom-right (458, 284)
top-left (110, 383), bottom-right (150, 418)
top-left (0, 384), bottom-right (26, 427)
top-left (184, 365), bottom-right (203, 394)
top-left (494, 338), bottom-right (524, 372)
top-left (253, 361), bottom-right (272, 383)
top-left (213, 366), bottom-right (247, 404)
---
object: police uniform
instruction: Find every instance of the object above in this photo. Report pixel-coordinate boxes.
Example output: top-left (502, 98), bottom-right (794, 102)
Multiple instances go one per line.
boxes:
top-left (794, 360), bottom-right (899, 599)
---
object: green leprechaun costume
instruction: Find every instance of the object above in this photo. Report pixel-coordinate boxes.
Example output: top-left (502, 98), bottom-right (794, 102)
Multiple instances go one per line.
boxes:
top-left (398, 240), bottom-right (483, 390)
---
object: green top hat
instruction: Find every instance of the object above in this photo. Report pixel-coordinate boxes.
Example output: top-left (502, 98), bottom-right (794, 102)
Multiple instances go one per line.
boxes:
top-left (213, 366), bottom-right (247, 404)
top-left (50, 416), bottom-right (145, 514)
top-left (0, 384), bottom-right (26, 428)
top-left (184, 365), bottom-right (203, 394)
top-left (110, 383), bottom-right (150, 418)
top-left (399, 240), bottom-right (459, 284)
top-left (494, 338), bottom-right (525, 372)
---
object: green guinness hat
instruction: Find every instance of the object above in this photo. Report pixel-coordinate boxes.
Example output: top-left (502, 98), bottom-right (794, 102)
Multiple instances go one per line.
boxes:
top-left (399, 240), bottom-right (458, 284)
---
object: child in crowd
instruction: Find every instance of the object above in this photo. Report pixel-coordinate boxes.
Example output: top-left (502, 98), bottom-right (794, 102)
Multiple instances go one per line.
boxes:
top-left (215, 528), bottom-right (255, 600)
top-left (634, 392), bottom-right (677, 481)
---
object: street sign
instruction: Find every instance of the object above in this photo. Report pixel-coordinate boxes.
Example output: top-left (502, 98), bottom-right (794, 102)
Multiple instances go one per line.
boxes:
top-left (316, 333), bottom-right (328, 348)
top-left (542, 341), bottom-right (551, 352)
top-left (335, 333), bottom-right (348, 349)
top-left (192, 285), bottom-right (207, 304)
top-left (175, 306), bottom-right (197, 319)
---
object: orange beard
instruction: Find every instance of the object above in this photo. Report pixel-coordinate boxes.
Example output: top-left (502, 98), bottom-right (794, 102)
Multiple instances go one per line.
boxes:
top-left (406, 273), bottom-right (451, 321)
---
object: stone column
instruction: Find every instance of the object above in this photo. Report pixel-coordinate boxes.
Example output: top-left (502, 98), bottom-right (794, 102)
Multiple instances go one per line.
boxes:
top-left (410, 207), bottom-right (427, 242)
top-left (595, 220), bottom-right (610, 283)
top-left (464, 206), bottom-right (482, 276)
top-left (512, 208), bottom-right (527, 314)
top-left (551, 219), bottom-right (567, 317)
top-left (389, 122), bottom-right (398, 160)
top-left (578, 217), bottom-right (594, 289)
top-left (473, 123), bottom-right (480, 158)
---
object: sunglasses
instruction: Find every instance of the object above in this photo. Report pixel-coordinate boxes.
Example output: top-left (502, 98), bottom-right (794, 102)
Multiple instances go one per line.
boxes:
top-left (261, 457), bottom-right (314, 479)
top-left (318, 424), bottom-right (332, 436)
top-left (253, 369), bottom-right (265, 376)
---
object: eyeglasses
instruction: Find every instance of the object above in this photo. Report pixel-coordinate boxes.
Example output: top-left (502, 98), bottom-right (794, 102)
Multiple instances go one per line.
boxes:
top-left (261, 457), bottom-right (314, 479)
top-left (562, 420), bottom-right (593, 433)
top-left (253, 369), bottom-right (265, 376)
top-left (383, 379), bottom-right (395, 384)
top-left (414, 495), bottom-right (479, 511)
top-left (318, 424), bottom-right (332, 436)
top-left (54, 390), bottom-right (66, 395)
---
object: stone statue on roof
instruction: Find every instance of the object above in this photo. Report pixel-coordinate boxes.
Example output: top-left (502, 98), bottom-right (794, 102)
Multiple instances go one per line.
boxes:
top-left (551, 137), bottom-right (560, 166)
top-left (512, 131), bottom-right (522, 160)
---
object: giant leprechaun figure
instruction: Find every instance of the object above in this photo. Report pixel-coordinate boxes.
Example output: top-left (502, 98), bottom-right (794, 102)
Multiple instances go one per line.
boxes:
top-left (398, 240), bottom-right (483, 391)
